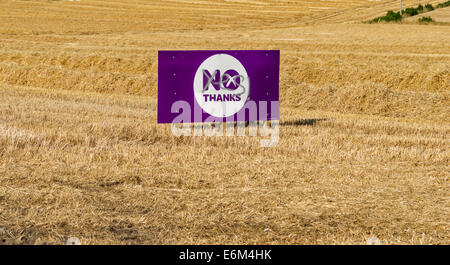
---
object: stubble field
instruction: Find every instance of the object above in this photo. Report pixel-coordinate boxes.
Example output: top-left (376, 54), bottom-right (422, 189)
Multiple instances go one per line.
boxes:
top-left (0, 0), bottom-right (448, 244)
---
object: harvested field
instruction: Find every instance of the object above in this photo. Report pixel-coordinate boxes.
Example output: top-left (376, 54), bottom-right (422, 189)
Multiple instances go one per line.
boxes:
top-left (0, 0), bottom-right (449, 244)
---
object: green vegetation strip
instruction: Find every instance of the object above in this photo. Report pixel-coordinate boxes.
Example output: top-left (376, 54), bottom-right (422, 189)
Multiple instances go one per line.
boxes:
top-left (369, 1), bottom-right (450, 23)
top-left (418, 16), bottom-right (434, 23)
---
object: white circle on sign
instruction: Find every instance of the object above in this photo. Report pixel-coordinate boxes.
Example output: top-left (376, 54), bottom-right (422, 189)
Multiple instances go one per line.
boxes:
top-left (194, 54), bottom-right (249, 118)
top-left (366, 236), bottom-right (381, 245)
top-left (66, 237), bottom-right (81, 245)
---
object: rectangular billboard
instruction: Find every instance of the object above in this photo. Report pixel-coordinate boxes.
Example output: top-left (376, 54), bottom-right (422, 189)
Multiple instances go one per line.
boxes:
top-left (158, 50), bottom-right (279, 123)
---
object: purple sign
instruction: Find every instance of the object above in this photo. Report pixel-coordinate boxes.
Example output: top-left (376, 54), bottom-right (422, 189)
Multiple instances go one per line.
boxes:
top-left (158, 50), bottom-right (279, 123)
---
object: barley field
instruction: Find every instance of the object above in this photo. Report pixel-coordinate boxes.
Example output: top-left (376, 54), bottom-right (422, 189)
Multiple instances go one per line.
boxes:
top-left (0, 0), bottom-right (449, 244)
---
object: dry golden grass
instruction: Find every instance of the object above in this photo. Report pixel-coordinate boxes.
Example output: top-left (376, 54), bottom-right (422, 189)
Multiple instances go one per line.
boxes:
top-left (0, 0), bottom-right (449, 244)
